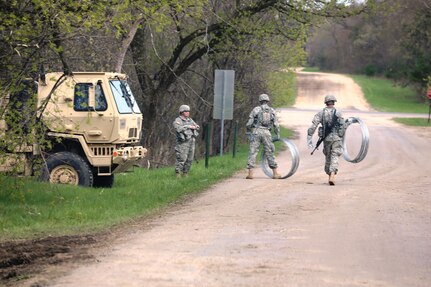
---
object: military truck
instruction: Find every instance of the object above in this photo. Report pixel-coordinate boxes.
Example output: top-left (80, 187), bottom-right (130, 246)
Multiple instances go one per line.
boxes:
top-left (0, 72), bottom-right (147, 187)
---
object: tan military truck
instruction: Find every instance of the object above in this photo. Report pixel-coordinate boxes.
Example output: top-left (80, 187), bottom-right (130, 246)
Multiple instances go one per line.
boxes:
top-left (0, 72), bottom-right (147, 187)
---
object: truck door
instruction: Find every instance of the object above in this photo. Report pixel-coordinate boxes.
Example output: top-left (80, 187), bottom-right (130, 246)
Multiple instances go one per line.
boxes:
top-left (72, 81), bottom-right (114, 143)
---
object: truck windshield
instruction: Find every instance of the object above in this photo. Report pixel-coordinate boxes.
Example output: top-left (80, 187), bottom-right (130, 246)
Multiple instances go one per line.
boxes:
top-left (109, 80), bottom-right (141, 114)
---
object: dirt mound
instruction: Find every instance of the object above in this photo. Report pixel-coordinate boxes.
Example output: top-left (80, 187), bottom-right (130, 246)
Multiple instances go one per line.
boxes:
top-left (0, 235), bottom-right (97, 285)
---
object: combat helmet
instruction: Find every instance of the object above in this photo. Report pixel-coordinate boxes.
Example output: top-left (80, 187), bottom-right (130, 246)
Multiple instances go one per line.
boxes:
top-left (179, 104), bottom-right (190, 113)
top-left (259, 93), bottom-right (270, 103)
top-left (324, 95), bottom-right (337, 104)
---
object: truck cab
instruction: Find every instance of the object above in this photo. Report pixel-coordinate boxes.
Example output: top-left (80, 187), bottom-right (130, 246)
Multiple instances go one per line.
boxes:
top-left (1, 72), bottom-right (147, 187)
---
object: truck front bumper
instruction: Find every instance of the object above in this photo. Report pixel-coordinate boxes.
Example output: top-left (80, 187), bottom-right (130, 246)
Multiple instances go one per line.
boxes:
top-left (112, 146), bottom-right (147, 173)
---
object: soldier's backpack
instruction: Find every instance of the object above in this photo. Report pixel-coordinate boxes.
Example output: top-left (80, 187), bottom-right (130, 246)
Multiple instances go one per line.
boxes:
top-left (258, 106), bottom-right (272, 127)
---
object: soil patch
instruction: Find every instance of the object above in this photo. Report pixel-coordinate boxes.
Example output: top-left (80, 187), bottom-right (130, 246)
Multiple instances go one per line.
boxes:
top-left (0, 234), bottom-right (98, 286)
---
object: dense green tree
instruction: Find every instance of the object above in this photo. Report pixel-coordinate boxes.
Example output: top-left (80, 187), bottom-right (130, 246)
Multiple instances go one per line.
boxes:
top-left (1, 0), bottom-right (368, 168)
top-left (307, 0), bottom-right (430, 95)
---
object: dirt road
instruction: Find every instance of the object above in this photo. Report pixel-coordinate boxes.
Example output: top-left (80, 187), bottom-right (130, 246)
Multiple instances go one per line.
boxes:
top-left (28, 72), bottom-right (431, 287)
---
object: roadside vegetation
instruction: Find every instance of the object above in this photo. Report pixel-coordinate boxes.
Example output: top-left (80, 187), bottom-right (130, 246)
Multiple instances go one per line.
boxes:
top-left (349, 75), bottom-right (430, 127)
top-left (393, 118), bottom-right (430, 127)
top-left (350, 75), bottom-right (428, 114)
top-left (307, 0), bottom-right (430, 92)
top-left (301, 67), bottom-right (321, 73)
top-left (267, 70), bottom-right (297, 108)
top-left (0, 128), bottom-right (293, 241)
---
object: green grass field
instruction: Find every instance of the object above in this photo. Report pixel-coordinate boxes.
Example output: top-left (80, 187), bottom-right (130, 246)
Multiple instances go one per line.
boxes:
top-left (301, 67), bottom-right (321, 72)
top-left (349, 75), bottom-right (428, 114)
top-left (393, 117), bottom-right (431, 126)
top-left (0, 151), bottom-right (247, 240)
top-left (0, 128), bottom-right (293, 240)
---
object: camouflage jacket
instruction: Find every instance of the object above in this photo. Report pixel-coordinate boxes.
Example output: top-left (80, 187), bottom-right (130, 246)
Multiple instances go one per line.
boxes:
top-left (246, 104), bottom-right (280, 135)
top-left (173, 116), bottom-right (199, 143)
top-left (307, 107), bottom-right (345, 141)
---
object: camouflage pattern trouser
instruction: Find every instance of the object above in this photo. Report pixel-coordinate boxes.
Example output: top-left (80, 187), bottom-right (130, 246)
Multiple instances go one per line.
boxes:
top-left (175, 138), bottom-right (195, 174)
top-left (323, 140), bottom-right (343, 175)
top-left (247, 128), bottom-right (277, 169)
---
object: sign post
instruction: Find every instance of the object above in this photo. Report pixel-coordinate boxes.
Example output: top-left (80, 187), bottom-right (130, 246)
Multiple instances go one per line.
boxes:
top-left (213, 70), bottom-right (235, 156)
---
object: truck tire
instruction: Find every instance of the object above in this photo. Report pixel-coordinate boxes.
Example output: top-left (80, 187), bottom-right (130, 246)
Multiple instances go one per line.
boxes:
top-left (93, 174), bottom-right (114, 188)
top-left (41, 151), bottom-right (93, 187)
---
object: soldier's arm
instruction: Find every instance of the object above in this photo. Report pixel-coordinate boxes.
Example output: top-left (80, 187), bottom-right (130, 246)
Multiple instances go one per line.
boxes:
top-left (246, 108), bottom-right (258, 131)
top-left (190, 119), bottom-right (200, 130)
top-left (272, 109), bottom-right (280, 136)
top-left (307, 112), bottom-right (322, 136)
top-left (173, 119), bottom-right (188, 133)
top-left (336, 111), bottom-right (347, 137)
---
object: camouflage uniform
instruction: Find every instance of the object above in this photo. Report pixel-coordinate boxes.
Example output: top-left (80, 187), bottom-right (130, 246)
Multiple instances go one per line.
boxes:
top-left (246, 103), bottom-right (280, 169)
top-left (308, 107), bottom-right (345, 175)
top-left (173, 116), bottom-right (199, 175)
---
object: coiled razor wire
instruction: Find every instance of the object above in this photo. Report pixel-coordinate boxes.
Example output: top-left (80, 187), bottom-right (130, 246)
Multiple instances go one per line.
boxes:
top-left (261, 138), bottom-right (300, 179)
top-left (342, 117), bottom-right (369, 163)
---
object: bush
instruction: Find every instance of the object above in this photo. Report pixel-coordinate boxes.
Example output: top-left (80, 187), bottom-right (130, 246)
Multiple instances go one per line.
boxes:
top-left (364, 64), bottom-right (377, 76)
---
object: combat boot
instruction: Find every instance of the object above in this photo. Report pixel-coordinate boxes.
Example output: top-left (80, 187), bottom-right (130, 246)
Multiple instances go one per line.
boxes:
top-left (176, 172), bottom-right (181, 178)
top-left (183, 173), bottom-right (189, 178)
top-left (246, 169), bottom-right (253, 179)
top-left (272, 168), bottom-right (281, 179)
top-left (329, 172), bottom-right (336, 185)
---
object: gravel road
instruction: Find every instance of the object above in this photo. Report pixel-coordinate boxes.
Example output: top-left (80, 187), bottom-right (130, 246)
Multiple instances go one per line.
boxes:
top-left (40, 72), bottom-right (431, 287)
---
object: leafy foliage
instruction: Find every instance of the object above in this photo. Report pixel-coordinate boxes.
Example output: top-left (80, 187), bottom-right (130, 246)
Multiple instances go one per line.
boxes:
top-left (1, 0), bottom-right (367, 172)
top-left (307, 0), bottom-right (430, 95)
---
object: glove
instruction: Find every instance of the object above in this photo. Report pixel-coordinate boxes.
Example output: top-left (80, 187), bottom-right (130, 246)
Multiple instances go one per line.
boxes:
top-left (307, 135), bottom-right (313, 149)
top-left (272, 134), bottom-right (280, 142)
top-left (345, 118), bottom-right (354, 125)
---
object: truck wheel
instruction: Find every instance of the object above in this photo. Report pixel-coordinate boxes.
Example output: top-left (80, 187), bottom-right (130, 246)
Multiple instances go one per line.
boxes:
top-left (41, 151), bottom-right (93, 187)
top-left (93, 174), bottom-right (114, 188)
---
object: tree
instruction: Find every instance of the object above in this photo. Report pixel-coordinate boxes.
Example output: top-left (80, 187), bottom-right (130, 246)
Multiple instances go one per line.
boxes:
top-left (1, 0), bottom-right (368, 168)
top-left (307, 0), bottom-right (430, 93)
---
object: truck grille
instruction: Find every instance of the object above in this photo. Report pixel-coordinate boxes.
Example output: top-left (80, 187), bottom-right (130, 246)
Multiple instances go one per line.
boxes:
top-left (128, 128), bottom-right (138, 138)
top-left (91, 146), bottom-right (114, 156)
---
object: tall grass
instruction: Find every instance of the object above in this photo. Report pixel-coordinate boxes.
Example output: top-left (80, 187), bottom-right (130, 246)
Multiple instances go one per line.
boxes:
top-left (0, 128), bottom-right (293, 240)
top-left (350, 75), bottom-right (428, 114)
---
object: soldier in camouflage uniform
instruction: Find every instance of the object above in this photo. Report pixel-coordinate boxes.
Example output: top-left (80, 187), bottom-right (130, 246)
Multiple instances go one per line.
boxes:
top-left (245, 94), bottom-right (281, 179)
top-left (307, 95), bottom-right (346, 185)
top-left (173, 105), bottom-right (200, 177)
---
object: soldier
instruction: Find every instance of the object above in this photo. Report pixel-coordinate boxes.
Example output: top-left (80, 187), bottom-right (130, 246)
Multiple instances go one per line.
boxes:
top-left (307, 95), bottom-right (346, 185)
top-left (245, 93), bottom-right (281, 179)
top-left (173, 105), bottom-right (200, 178)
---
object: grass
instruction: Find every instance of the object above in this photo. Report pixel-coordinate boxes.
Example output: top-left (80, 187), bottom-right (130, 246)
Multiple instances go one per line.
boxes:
top-left (301, 67), bottom-right (321, 72)
top-left (393, 117), bottom-right (431, 126)
top-left (0, 128), bottom-right (293, 241)
top-left (0, 152), bottom-right (247, 240)
top-left (349, 75), bottom-right (428, 114)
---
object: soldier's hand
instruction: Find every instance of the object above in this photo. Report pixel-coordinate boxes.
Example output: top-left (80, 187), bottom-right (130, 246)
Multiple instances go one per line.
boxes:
top-left (345, 118), bottom-right (354, 125)
top-left (307, 135), bottom-right (313, 149)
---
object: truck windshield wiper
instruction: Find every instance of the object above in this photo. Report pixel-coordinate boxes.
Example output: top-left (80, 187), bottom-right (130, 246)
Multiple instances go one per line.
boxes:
top-left (115, 76), bottom-right (134, 109)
